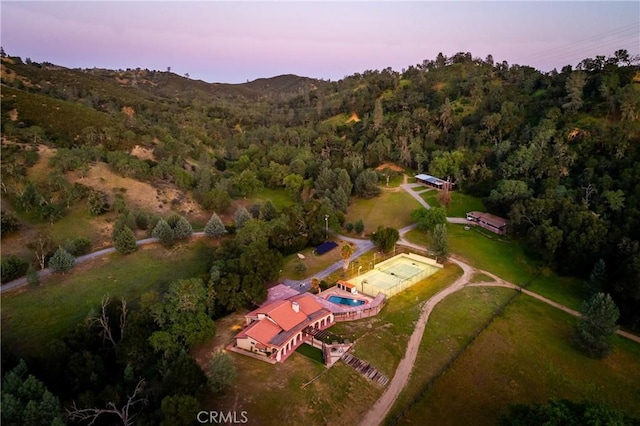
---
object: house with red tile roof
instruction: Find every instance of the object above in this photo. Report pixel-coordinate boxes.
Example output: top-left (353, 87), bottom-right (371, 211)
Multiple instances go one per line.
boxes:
top-left (235, 293), bottom-right (334, 363)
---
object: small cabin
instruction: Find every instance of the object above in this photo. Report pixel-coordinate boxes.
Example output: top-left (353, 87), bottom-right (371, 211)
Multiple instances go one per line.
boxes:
top-left (466, 211), bottom-right (508, 235)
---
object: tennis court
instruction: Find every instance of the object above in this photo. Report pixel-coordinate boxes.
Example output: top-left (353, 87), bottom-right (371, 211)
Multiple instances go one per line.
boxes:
top-left (349, 253), bottom-right (443, 297)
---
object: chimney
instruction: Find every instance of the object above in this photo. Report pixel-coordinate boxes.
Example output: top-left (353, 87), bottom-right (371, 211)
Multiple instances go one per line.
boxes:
top-left (291, 301), bottom-right (300, 313)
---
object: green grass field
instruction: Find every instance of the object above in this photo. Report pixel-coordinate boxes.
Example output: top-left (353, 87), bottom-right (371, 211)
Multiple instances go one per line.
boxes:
top-left (420, 190), bottom-right (485, 217)
top-left (393, 294), bottom-right (640, 424)
top-left (387, 286), bottom-right (517, 423)
top-left (404, 224), bottom-right (586, 310)
top-left (345, 191), bottom-right (420, 234)
top-left (295, 343), bottom-right (324, 364)
top-left (250, 188), bottom-right (295, 211)
top-left (1, 240), bottom-right (215, 358)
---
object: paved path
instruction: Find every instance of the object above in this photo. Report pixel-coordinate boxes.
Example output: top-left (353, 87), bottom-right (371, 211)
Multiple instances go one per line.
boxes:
top-left (1, 233), bottom-right (206, 293)
top-left (400, 183), bottom-right (431, 210)
top-left (400, 183), bottom-right (472, 225)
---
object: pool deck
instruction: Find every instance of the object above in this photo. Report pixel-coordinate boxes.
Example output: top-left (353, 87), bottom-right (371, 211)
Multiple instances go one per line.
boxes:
top-left (318, 287), bottom-right (372, 310)
top-left (317, 287), bottom-right (386, 318)
top-left (261, 284), bottom-right (386, 319)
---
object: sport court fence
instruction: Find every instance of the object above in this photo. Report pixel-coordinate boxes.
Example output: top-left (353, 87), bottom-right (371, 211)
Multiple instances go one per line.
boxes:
top-left (343, 246), bottom-right (442, 298)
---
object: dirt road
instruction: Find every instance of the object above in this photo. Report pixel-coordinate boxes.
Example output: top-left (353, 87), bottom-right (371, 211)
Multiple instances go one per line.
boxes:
top-left (359, 257), bottom-right (474, 426)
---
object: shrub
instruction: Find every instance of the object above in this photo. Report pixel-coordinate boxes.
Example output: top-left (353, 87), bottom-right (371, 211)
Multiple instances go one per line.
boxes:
top-left (63, 236), bottom-right (92, 256)
top-left (166, 213), bottom-right (182, 229)
top-left (152, 219), bottom-right (175, 247)
top-left (1, 210), bottom-right (21, 235)
top-left (26, 265), bottom-right (40, 286)
top-left (295, 260), bottom-right (307, 276)
top-left (135, 212), bottom-right (149, 230)
top-left (87, 190), bottom-right (110, 216)
top-left (48, 247), bottom-right (75, 273)
top-left (113, 211), bottom-right (136, 237)
top-left (173, 217), bottom-right (193, 240)
top-left (354, 219), bottom-right (365, 234)
top-left (114, 226), bottom-right (138, 254)
top-left (345, 222), bottom-right (354, 233)
top-left (1, 255), bottom-right (30, 283)
top-left (204, 213), bottom-right (226, 238)
top-left (208, 351), bottom-right (236, 393)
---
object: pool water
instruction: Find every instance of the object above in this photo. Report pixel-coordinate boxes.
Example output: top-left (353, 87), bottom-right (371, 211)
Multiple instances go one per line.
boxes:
top-left (328, 295), bottom-right (365, 306)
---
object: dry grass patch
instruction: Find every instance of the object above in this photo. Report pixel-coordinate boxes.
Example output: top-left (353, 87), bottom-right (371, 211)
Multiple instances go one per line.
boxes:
top-left (280, 240), bottom-right (346, 280)
top-left (26, 144), bottom-right (56, 184)
top-left (67, 162), bottom-right (207, 223)
top-left (201, 349), bottom-right (381, 425)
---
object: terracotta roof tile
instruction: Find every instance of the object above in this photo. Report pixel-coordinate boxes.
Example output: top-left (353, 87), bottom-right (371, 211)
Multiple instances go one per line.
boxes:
top-left (267, 302), bottom-right (309, 331)
top-left (243, 319), bottom-right (282, 345)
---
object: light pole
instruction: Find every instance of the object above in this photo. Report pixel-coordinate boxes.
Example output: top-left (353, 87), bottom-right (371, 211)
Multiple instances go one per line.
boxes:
top-left (324, 214), bottom-right (329, 240)
top-left (358, 265), bottom-right (362, 276)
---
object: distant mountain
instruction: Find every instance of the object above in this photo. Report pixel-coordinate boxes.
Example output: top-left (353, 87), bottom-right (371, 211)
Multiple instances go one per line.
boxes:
top-left (1, 56), bottom-right (323, 102)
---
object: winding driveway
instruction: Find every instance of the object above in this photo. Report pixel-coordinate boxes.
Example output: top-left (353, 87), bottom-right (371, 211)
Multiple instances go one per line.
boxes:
top-left (360, 234), bottom-right (640, 426)
top-left (359, 256), bottom-right (474, 426)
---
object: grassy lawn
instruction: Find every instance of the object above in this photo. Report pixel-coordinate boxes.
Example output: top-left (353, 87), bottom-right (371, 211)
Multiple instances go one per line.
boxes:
top-left (387, 286), bottom-right (517, 423)
top-left (203, 348), bottom-right (382, 426)
top-left (379, 173), bottom-right (404, 188)
top-left (295, 343), bottom-right (324, 364)
top-left (393, 295), bottom-right (640, 425)
top-left (420, 190), bottom-right (485, 217)
top-left (345, 191), bottom-right (420, 234)
top-left (1, 240), bottom-right (216, 359)
top-left (405, 225), bottom-right (586, 311)
top-left (250, 187), bottom-right (295, 211)
top-left (48, 204), bottom-right (117, 249)
top-left (279, 240), bottom-right (346, 281)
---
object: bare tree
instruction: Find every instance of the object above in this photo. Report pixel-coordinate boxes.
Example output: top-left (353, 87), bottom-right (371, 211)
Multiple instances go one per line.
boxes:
top-left (27, 232), bottom-right (53, 270)
top-left (582, 183), bottom-right (597, 208)
top-left (91, 296), bottom-right (128, 348)
top-left (66, 379), bottom-right (146, 426)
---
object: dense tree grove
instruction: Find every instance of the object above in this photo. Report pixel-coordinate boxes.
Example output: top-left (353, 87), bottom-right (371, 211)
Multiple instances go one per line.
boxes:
top-left (1, 49), bottom-right (640, 420)
top-left (501, 398), bottom-right (639, 425)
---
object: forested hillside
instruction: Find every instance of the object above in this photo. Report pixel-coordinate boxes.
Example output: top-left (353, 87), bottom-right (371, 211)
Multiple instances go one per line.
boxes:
top-left (2, 50), bottom-right (639, 331)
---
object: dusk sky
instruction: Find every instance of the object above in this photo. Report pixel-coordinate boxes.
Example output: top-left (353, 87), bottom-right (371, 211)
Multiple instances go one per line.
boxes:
top-left (2, 1), bottom-right (638, 84)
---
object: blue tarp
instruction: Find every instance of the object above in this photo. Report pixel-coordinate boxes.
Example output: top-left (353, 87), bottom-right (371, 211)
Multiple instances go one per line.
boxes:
top-left (315, 241), bottom-right (338, 255)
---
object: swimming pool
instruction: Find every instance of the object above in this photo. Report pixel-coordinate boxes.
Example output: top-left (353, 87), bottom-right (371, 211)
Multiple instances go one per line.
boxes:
top-left (328, 295), bottom-right (366, 306)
